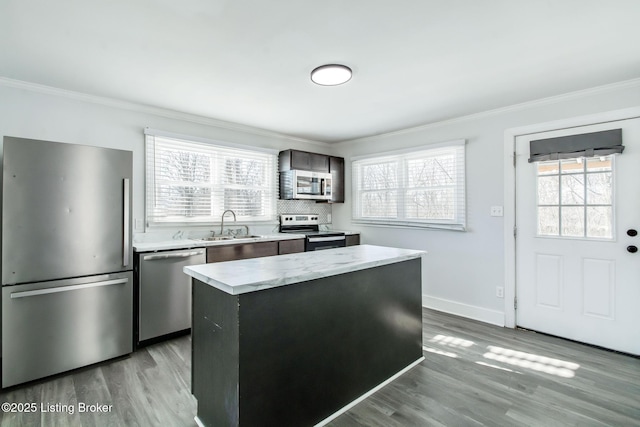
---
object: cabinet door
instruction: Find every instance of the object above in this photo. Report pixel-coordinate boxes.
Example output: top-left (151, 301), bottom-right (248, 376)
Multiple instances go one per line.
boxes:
top-left (345, 235), bottom-right (360, 246)
top-left (310, 153), bottom-right (329, 172)
top-left (329, 156), bottom-right (345, 203)
top-left (278, 239), bottom-right (305, 255)
top-left (286, 150), bottom-right (329, 172)
top-left (207, 241), bottom-right (279, 263)
top-left (290, 150), bottom-right (312, 170)
top-left (2, 272), bottom-right (133, 388)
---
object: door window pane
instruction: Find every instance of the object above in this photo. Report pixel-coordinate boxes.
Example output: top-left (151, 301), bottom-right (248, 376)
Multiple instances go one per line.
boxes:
top-left (561, 174), bottom-right (585, 205)
top-left (537, 161), bottom-right (560, 175)
top-left (586, 172), bottom-right (612, 205)
top-left (560, 159), bottom-right (583, 174)
top-left (537, 176), bottom-right (559, 205)
top-left (587, 206), bottom-right (613, 238)
top-left (538, 207), bottom-right (559, 236)
top-left (561, 206), bottom-right (585, 237)
top-left (586, 157), bottom-right (612, 172)
top-left (536, 156), bottom-right (614, 240)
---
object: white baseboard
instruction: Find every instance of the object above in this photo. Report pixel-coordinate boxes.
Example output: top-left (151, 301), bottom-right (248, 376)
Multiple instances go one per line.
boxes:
top-left (423, 295), bottom-right (505, 327)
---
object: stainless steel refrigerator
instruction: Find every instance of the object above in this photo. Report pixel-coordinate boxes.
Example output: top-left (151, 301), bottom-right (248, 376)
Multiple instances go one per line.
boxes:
top-left (1, 136), bottom-right (133, 388)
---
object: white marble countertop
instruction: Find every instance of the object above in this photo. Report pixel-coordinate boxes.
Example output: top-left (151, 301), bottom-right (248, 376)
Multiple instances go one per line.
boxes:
top-left (133, 233), bottom-right (306, 252)
top-left (329, 230), bottom-right (360, 235)
top-left (183, 244), bottom-right (425, 295)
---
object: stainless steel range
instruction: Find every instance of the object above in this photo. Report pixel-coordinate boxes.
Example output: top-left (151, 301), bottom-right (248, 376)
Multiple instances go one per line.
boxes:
top-left (279, 214), bottom-right (346, 251)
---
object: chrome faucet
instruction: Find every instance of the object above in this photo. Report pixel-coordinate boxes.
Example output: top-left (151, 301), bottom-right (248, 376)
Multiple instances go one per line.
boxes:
top-left (220, 210), bottom-right (237, 235)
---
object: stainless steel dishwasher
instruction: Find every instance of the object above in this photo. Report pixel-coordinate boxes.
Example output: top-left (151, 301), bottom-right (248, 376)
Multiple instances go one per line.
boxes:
top-left (138, 248), bottom-right (206, 343)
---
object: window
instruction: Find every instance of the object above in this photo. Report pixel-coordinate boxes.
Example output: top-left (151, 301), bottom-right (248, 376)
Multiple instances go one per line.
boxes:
top-left (145, 129), bottom-right (277, 226)
top-left (536, 156), bottom-right (614, 239)
top-left (352, 141), bottom-right (466, 230)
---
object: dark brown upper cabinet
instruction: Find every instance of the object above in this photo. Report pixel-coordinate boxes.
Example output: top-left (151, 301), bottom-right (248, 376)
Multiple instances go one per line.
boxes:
top-left (329, 156), bottom-right (345, 203)
top-left (279, 149), bottom-right (329, 173)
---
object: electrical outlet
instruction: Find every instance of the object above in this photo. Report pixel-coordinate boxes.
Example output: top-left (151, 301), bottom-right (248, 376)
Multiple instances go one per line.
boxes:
top-left (490, 206), bottom-right (504, 217)
top-left (327, 213), bottom-right (332, 223)
top-left (496, 286), bottom-right (504, 298)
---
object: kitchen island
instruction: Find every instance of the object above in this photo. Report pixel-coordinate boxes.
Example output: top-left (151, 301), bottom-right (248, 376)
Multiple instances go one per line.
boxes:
top-left (184, 245), bottom-right (425, 427)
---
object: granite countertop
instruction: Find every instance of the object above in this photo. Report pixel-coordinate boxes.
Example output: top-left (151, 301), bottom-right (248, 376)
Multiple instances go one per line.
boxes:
top-left (133, 233), bottom-right (306, 252)
top-left (183, 244), bottom-right (425, 295)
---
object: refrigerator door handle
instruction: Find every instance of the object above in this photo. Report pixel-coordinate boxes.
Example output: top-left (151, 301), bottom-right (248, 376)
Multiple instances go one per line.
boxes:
top-left (123, 178), bottom-right (130, 267)
top-left (10, 278), bottom-right (129, 299)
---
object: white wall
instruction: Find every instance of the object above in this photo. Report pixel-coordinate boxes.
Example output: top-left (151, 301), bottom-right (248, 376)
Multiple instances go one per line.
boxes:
top-left (3, 77), bottom-right (640, 326)
top-left (0, 80), bottom-right (331, 236)
top-left (331, 79), bottom-right (640, 325)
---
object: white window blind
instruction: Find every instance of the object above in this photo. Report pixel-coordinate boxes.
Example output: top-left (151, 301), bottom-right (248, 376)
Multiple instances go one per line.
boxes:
top-left (352, 141), bottom-right (466, 230)
top-left (145, 130), bottom-right (277, 226)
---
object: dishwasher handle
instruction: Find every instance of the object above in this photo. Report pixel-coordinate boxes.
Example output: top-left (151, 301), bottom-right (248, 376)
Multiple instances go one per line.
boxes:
top-left (142, 250), bottom-right (205, 261)
top-left (10, 278), bottom-right (129, 299)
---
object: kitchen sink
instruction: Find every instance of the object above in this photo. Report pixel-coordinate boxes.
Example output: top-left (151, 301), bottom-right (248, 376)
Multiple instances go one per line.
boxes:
top-left (200, 236), bottom-right (234, 241)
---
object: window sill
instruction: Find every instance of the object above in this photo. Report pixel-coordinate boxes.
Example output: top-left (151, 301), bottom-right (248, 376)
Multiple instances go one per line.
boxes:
top-left (352, 220), bottom-right (466, 232)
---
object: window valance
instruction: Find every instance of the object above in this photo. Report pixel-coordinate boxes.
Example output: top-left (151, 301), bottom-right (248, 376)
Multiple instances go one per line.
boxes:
top-left (528, 129), bottom-right (623, 163)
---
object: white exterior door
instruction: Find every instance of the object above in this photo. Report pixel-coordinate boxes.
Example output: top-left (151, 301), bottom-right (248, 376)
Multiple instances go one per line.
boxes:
top-left (515, 117), bottom-right (640, 355)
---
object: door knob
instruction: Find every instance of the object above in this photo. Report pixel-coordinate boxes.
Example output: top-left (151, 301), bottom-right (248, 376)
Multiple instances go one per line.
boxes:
top-left (627, 245), bottom-right (638, 253)
top-left (627, 229), bottom-right (638, 237)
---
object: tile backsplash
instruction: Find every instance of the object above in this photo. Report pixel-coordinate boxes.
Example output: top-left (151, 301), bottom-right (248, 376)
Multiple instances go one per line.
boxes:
top-left (277, 200), bottom-right (332, 224)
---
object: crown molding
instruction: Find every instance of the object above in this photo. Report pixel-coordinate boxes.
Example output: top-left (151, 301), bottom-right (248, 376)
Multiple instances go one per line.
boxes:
top-left (337, 77), bottom-right (640, 145)
top-left (4, 75), bottom-right (639, 148)
top-left (0, 76), bottom-right (328, 147)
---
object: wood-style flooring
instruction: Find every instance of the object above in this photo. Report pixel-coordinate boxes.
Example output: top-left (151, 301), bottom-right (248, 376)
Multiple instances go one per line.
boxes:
top-left (1, 308), bottom-right (638, 426)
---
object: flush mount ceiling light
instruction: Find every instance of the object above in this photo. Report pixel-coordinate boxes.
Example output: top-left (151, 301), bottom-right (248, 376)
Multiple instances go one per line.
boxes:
top-left (310, 64), bottom-right (352, 86)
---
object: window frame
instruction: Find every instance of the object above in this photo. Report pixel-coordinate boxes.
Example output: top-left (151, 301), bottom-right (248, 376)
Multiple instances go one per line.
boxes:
top-left (351, 140), bottom-right (466, 231)
top-left (144, 128), bottom-right (278, 228)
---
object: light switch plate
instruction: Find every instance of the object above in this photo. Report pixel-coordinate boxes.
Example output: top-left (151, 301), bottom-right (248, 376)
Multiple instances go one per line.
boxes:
top-left (490, 206), bottom-right (504, 217)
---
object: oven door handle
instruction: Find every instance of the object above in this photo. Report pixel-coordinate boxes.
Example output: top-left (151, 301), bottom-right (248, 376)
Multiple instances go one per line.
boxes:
top-left (307, 236), bottom-right (346, 243)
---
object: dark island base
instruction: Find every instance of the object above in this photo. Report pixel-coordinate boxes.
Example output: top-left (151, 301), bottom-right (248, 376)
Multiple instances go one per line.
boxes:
top-left (192, 258), bottom-right (423, 427)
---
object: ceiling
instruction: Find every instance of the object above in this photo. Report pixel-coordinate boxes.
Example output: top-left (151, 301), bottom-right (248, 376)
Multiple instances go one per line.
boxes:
top-left (2, 1), bottom-right (640, 143)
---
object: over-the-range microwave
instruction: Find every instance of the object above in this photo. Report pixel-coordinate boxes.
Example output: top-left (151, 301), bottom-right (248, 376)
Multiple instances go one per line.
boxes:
top-left (279, 170), bottom-right (332, 201)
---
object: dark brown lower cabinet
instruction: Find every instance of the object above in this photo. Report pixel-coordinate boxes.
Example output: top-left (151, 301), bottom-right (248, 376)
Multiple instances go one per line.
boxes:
top-left (206, 241), bottom-right (278, 263)
top-left (278, 238), bottom-right (305, 255)
top-left (345, 234), bottom-right (360, 246)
